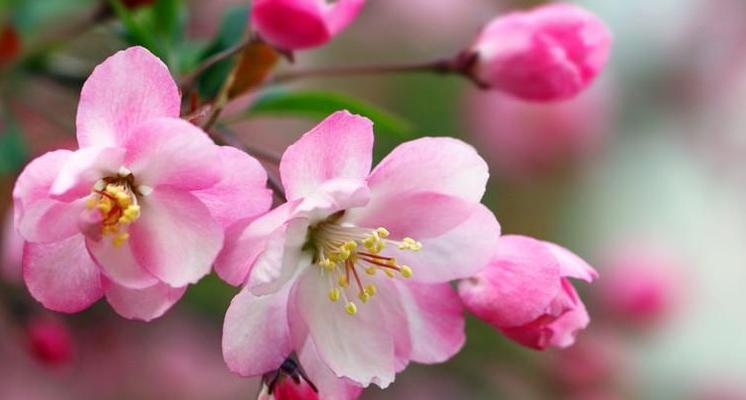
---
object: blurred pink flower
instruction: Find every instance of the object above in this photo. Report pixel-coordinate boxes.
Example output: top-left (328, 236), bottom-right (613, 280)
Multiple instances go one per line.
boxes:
top-left (595, 244), bottom-right (683, 327)
top-left (252, 0), bottom-right (365, 50)
top-left (458, 235), bottom-right (597, 350)
top-left (12, 46), bottom-right (271, 321)
top-left (467, 3), bottom-right (611, 101)
top-left (218, 110), bottom-right (500, 397)
top-left (464, 85), bottom-right (611, 180)
top-left (546, 330), bottom-right (626, 392)
top-left (24, 315), bottom-right (74, 367)
top-left (258, 376), bottom-right (319, 400)
top-left (1, 209), bottom-right (23, 283)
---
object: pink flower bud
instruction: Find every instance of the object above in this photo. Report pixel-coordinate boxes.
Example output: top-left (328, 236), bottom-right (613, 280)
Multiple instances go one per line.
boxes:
top-left (458, 235), bottom-right (597, 350)
top-left (24, 316), bottom-right (74, 366)
top-left (252, 0), bottom-right (365, 50)
top-left (596, 245), bottom-right (683, 327)
top-left (467, 3), bottom-right (611, 101)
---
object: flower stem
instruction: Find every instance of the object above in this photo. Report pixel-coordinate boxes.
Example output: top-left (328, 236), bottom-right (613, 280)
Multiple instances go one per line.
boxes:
top-left (269, 58), bottom-right (457, 85)
top-left (179, 36), bottom-right (253, 94)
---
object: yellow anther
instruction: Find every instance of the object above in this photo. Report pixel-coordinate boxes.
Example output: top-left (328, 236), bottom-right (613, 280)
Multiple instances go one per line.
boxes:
top-left (345, 302), bottom-right (357, 315)
top-left (400, 265), bottom-right (413, 278)
top-left (365, 266), bottom-right (377, 275)
top-left (364, 283), bottom-right (377, 296)
top-left (118, 205), bottom-right (141, 224)
top-left (375, 227), bottom-right (389, 238)
top-left (112, 232), bottom-right (129, 248)
top-left (102, 225), bottom-right (119, 235)
top-left (97, 198), bottom-right (113, 214)
top-left (384, 269), bottom-right (395, 278)
top-left (319, 258), bottom-right (335, 270)
top-left (338, 275), bottom-right (349, 287)
top-left (328, 288), bottom-right (341, 302)
top-left (399, 237), bottom-right (422, 251)
top-left (86, 197), bottom-right (97, 209)
top-left (358, 291), bottom-right (370, 303)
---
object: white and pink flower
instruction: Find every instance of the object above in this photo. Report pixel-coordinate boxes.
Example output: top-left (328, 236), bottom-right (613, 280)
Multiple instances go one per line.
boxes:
top-left (12, 46), bottom-right (271, 321)
top-left (458, 235), bottom-right (597, 350)
top-left (218, 110), bottom-right (500, 397)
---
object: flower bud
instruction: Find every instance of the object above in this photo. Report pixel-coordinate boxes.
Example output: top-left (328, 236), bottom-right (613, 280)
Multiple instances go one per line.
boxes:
top-left (252, 0), bottom-right (365, 50)
top-left (24, 315), bottom-right (74, 366)
top-left (466, 3), bottom-right (611, 101)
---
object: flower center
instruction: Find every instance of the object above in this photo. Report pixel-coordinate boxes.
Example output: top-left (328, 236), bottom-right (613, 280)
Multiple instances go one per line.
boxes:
top-left (308, 213), bottom-right (422, 316)
top-left (84, 168), bottom-right (142, 247)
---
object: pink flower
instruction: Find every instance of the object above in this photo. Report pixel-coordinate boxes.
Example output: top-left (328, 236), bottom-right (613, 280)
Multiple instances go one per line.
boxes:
top-left (252, 0), bottom-right (366, 50)
top-left (458, 235), bottom-right (597, 350)
top-left (24, 315), bottom-right (74, 366)
top-left (218, 110), bottom-right (500, 397)
top-left (595, 244), bottom-right (682, 327)
top-left (464, 86), bottom-right (611, 180)
top-left (12, 46), bottom-right (271, 321)
top-left (467, 3), bottom-right (611, 101)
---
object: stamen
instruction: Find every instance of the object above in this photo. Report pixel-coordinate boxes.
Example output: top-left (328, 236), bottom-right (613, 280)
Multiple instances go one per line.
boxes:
top-left (345, 302), bottom-right (358, 315)
top-left (86, 177), bottom-right (140, 248)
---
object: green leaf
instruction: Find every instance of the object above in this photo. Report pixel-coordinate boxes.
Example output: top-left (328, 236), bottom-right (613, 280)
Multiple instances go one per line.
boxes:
top-left (196, 5), bottom-right (249, 99)
top-left (246, 90), bottom-right (416, 140)
top-left (0, 115), bottom-right (28, 175)
top-left (107, 0), bottom-right (162, 57)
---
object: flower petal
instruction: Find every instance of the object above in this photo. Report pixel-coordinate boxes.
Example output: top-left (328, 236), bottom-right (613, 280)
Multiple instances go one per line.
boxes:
top-left (252, 0), bottom-right (329, 50)
top-left (192, 146), bottom-right (272, 228)
top-left (393, 204), bottom-right (501, 283)
top-left (215, 199), bottom-right (302, 286)
top-left (280, 111), bottom-right (373, 200)
top-left (458, 235), bottom-right (561, 328)
top-left (104, 280), bottom-right (186, 322)
top-left (130, 187), bottom-right (223, 287)
top-left (23, 234), bottom-right (103, 313)
top-left (86, 236), bottom-right (158, 289)
top-left (222, 284), bottom-right (292, 377)
top-left (547, 291), bottom-right (590, 348)
top-left (247, 221), bottom-right (311, 296)
top-left (293, 267), bottom-right (395, 388)
top-left (76, 46), bottom-right (180, 148)
top-left (323, 0), bottom-right (366, 35)
top-left (17, 199), bottom-right (86, 243)
top-left (395, 281), bottom-right (465, 364)
top-left (345, 191), bottom-right (474, 240)
top-left (543, 241), bottom-right (598, 282)
top-left (122, 117), bottom-right (221, 190)
top-left (13, 150), bottom-right (72, 227)
top-left (297, 338), bottom-right (364, 400)
top-left (367, 137), bottom-right (488, 203)
top-left (49, 147), bottom-right (126, 202)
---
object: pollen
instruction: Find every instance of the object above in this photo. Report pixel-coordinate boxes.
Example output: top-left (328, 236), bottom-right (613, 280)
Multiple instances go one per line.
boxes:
top-left (86, 177), bottom-right (140, 248)
top-left (310, 219), bottom-right (422, 316)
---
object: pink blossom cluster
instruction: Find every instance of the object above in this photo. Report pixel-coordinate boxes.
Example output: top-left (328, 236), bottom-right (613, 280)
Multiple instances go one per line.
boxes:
top-left (7, 2), bottom-right (613, 399)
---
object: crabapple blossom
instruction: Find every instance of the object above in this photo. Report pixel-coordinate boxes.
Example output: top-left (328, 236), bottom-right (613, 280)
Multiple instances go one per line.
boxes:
top-left (252, 0), bottom-right (366, 50)
top-left (458, 235), bottom-right (597, 350)
top-left (466, 3), bottom-right (611, 101)
top-left (12, 46), bottom-right (271, 321)
top-left (218, 110), bottom-right (500, 397)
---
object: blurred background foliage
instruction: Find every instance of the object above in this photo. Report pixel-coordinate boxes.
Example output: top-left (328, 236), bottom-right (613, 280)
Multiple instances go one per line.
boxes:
top-left (1, 0), bottom-right (746, 399)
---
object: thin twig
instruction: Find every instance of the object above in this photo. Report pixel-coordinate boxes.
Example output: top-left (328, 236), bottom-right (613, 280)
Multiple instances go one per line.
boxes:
top-left (269, 58), bottom-right (455, 85)
top-left (179, 36), bottom-right (253, 94)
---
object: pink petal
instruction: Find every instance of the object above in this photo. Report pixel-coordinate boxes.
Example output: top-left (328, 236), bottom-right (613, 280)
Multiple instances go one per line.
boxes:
top-left (192, 146), bottom-right (272, 228)
top-left (76, 46), bottom-right (180, 148)
top-left (86, 236), bottom-right (158, 289)
top-left (215, 199), bottom-right (302, 286)
top-left (395, 281), bottom-right (465, 364)
top-left (252, 0), bottom-right (329, 50)
top-left (547, 286), bottom-right (590, 348)
top-left (121, 117), bottom-right (221, 190)
top-left (104, 280), bottom-right (186, 321)
top-left (323, 0), bottom-right (366, 35)
top-left (17, 199), bottom-right (86, 243)
top-left (543, 241), bottom-right (598, 282)
top-left (367, 137), bottom-right (488, 204)
top-left (393, 204), bottom-right (501, 283)
top-left (49, 146), bottom-right (126, 202)
top-left (458, 235), bottom-right (562, 328)
top-left (280, 111), bottom-right (373, 200)
top-left (297, 338), bottom-right (364, 400)
top-left (372, 279), bottom-right (412, 372)
top-left (293, 267), bottom-right (395, 388)
top-left (222, 285), bottom-right (292, 377)
top-left (130, 187), bottom-right (223, 287)
top-left (13, 150), bottom-right (72, 228)
top-left (23, 234), bottom-right (103, 313)
top-left (246, 220), bottom-right (311, 296)
top-left (346, 191), bottom-right (474, 240)
top-left (293, 178), bottom-right (370, 221)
